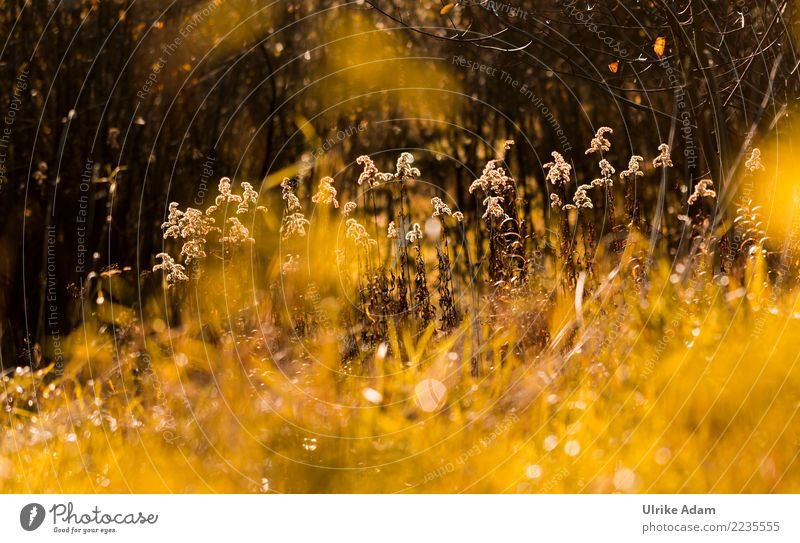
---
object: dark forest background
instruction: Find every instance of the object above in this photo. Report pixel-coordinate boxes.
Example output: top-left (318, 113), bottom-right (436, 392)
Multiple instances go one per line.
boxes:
top-left (0, 0), bottom-right (796, 366)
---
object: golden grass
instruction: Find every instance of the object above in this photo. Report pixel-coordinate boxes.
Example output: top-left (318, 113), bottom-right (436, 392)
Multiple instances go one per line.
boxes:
top-left (4, 141), bottom-right (800, 494)
top-left (2, 235), bottom-right (799, 493)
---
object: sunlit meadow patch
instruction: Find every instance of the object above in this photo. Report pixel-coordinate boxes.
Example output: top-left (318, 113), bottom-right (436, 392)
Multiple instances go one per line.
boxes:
top-left (3, 132), bottom-right (799, 493)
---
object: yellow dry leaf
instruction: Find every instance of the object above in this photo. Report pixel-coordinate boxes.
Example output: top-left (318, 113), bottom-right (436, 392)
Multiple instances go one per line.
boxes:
top-left (608, 61), bottom-right (619, 73)
top-left (440, 3), bottom-right (455, 15)
top-left (294, 114), bottom-right (321, 148)
top-left (654, 37), bottom-right (666, 58)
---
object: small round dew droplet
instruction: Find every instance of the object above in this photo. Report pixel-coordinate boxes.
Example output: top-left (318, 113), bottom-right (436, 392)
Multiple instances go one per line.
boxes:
top-left (362, 387), bottom-right (383, 405)
top-left (613, 468), bottom-right (638, 492)
top-left (414, 378), bottom-right (448, 412)
top-left (424, 218), bottom-right (442, 240)
top-left (564, 440), bottom-right (581, 457)
top-left (654, 447), bottom-right (672, 465)
top-left (526, 464), bottom-right (542, 479)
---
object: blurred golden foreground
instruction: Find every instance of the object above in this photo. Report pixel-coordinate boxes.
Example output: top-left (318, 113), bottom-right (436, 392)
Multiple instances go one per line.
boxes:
top-left (2, 224), bottom-right (799, 493)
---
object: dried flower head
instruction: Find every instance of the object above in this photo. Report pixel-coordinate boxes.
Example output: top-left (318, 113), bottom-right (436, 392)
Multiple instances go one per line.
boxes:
top-left (482, 195), bottom-right (507, 220)
top-left (470, 160), bottom-right (514, 194)
top-left (568, 184), bottom-right (594, 210)
top-left (346, 218), bottom-right (376, 248)
top-left (342, 201), bottom-right (357, 216)
top-left (620, 155), bottom-right (645, 181)
top-left (203, 178), bottom-right (263, 216)
top-left (280, 177), bottom-right (302, 213)
top-left (406, 222), bottom-right (423, 243)
top-left (387, 221), bottom-right (398, 239)
top-left (220, 217), bottom-right (255, 245)
top-left (745, 148), bottom-right (764, 173)
top-left (431, 197), bottom-right (452, 217)
top-left (544, 151), bottom-right (572, 186)
top-left (311, 176), bottom-right (339, 208)
top-left (452, 211), bottom-right (464, 222)
top-left (209, 177), bottom-right (242, 211)
top-left (161, 203), bottom-right (216, 264)
top-left (161, 202), bottom-right (214, 239)
top-left (395, 152), bottom-right (421, 181)
top-left (356, 155), bottom-right (390, 187)
top-left (161, 202), bottom-right (184, 239)
top-left (281, 212), bottom-right (310, 239)
top-left (652, 144), bottom-right (673, 168)
top-left (180, 238), bottom-right (208, 263)
top-left (237, 182), bottom-right (259, 214)
top-left (153, 253), bottom-right (189, 286)
top-left (688, 179), bottom-right (716, 205)
top-left (585, 127), bottom-right (613, 155)
top-left (550, 193), bottom-right (563, 209)
top-left (591, 159), bottom-right (616, 187)
top-left (503, 139), bottom-right (515, 151)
